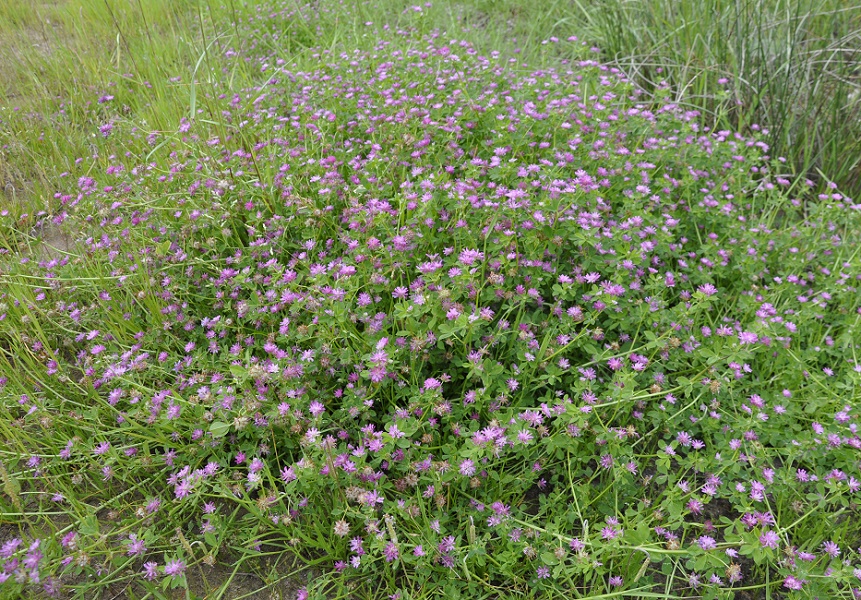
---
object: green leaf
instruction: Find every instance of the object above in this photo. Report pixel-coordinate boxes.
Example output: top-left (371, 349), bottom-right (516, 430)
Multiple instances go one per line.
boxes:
top-left (112, 554), bottom-right (129, 568)
top-left (666, 500), bottom-right (683, 522)
top-left (628, 522), bottom-right (651, 546)
top-left (80, 513), bottom-right (99, 536)
top-left (209, 421), bottom-right (230, 438)
top-left (1, 469), bottom-right (21, 505)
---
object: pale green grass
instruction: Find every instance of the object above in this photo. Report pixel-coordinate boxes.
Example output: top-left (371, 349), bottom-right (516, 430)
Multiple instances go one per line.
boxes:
top-left (3, 0), bottom-right (859, 203)
top-left (0, 0), bottom-right (247, 235)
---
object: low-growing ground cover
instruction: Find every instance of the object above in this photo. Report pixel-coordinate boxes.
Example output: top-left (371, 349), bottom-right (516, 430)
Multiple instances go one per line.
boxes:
top-left (1, 1), bottom-right (861, 599)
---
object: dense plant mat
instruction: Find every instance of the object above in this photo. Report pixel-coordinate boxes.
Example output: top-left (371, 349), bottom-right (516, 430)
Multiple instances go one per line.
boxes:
top-left (1, 2), bottom-right (860, 599)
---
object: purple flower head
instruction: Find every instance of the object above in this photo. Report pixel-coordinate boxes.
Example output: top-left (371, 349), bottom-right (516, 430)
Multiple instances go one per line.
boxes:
top-left (142, 562), bottom-right (159, 581)
top-left (697, 536), bottom-right (717, 551)
top-left (459, 459), bottom-right (475, 477)
top-left (783, 576), bottom-right (806, 590)
top-left (738, 331), bottom-right (758, 345)
top-left (458, 248), bottom-right (485, 266)
top-left (383, 541), bottom-right (399, 562)
top-left (438, 536), bottom-right (456, 554)
top-left (0, 538), bottom-right (21, 558)
top-left (349, 537), bottom-right (364, 555)
top-left (423, 377), bottom-right (442, 391)
top-left (164, 559), bottom-right (186, 578)
top-left (822, 540), bottom-right (841, 558)
top-left (759, 530), bottom-right (779, 549)
top-left (127, 534), bottom-right (147, 557)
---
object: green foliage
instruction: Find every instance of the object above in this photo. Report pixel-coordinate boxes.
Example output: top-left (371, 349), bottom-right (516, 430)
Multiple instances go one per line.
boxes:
top-left (0, 1), bottom-right (860, 600)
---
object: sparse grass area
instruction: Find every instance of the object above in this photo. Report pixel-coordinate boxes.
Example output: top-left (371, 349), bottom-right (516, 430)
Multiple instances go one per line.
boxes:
top-left (1, 0), bottom-right (215, 211)
top-left (1, 1), bottom-right (861, 599)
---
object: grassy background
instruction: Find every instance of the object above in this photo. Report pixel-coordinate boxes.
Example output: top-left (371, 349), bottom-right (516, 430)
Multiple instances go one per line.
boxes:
top-left (1, 0), bottom-right (205, 206)
top-left (2, 0), bottom-right (860, 212)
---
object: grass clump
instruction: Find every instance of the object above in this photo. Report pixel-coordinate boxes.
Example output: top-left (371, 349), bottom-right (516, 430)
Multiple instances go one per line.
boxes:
top-left (577, 0), bottom-right (861, 197)
top-left (451, 0), bottom-right (861, 197)
top-left (1, 1), bottom-right (861, 599)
